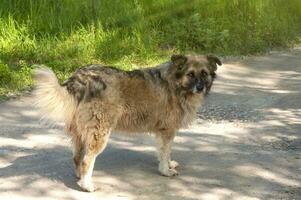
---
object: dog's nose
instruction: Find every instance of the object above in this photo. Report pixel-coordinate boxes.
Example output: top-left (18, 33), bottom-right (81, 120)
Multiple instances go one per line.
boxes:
top-left (196, 80), bottom-right (204, 91)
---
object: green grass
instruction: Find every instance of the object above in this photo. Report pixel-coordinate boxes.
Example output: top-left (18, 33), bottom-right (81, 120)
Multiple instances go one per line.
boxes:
top-left (0, 0), bottom-right (301, 97)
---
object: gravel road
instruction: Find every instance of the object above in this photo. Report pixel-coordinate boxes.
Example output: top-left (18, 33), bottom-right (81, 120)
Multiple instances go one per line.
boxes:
top-left (0, 48), bottom-right (301, 200)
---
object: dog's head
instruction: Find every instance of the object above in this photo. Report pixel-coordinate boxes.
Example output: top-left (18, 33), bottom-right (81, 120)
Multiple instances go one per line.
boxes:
top-left (167, 54), bottom-right (222, 95)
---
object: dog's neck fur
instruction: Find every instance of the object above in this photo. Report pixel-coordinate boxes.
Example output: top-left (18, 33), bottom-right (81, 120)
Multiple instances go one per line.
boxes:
top-left (153, 61), bottom-right (203, 127)
top-left (155, 61), bottom-right (171, 78)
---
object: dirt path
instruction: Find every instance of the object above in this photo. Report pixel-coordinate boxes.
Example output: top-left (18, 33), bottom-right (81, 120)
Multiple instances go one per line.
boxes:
top-left (0, 48), bottom-right (301, 200)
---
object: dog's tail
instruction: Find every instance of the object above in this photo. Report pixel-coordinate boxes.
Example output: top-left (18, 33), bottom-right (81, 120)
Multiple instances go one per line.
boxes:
top-left (34, 67), bottom-right (76, 126)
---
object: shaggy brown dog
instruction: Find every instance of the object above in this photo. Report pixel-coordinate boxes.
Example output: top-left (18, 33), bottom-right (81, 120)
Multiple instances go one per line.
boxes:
top-left (34, 54), bottom-right (221, 192)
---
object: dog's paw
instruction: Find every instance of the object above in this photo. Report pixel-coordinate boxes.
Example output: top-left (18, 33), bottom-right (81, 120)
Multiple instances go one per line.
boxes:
top-left (159, 168), bottom-right (179, 177)
top-left (77, 179), bottom-right (96, 192)
top-left (169, 160), bottom-right (179, 169)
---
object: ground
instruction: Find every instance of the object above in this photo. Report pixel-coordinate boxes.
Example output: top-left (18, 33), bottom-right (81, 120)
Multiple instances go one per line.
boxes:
top-left (0, 48), bottom-right (300, 200)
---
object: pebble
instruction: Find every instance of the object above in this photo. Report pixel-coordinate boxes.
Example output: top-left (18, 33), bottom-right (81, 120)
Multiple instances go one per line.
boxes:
top-left (197, 104), bottom-right (260, 123)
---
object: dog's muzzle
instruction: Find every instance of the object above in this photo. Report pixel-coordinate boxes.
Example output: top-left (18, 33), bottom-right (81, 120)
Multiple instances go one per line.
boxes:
top-left (196, 81), bottom-right (204, 92)
top-left (192, 80), bottom-right (205, 93)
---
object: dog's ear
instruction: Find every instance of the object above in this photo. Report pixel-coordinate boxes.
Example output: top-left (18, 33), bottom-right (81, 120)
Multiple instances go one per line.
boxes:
top-left (206, 55), bottom-right (222, 74)
top-left (171, 54), bottom-right (187, 67)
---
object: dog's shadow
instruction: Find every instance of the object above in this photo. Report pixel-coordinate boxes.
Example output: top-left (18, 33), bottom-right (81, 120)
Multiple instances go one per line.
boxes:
top-left (0, 143), bottom-right (158, 193)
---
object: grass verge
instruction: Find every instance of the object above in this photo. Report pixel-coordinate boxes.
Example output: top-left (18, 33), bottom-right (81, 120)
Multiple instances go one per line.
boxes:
top-left (0, 0), bottom-right (300, 97)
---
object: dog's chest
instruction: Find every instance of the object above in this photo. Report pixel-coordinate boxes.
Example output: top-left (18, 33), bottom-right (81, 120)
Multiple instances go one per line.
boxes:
top-left (179, 96), bottom-right (203, 127)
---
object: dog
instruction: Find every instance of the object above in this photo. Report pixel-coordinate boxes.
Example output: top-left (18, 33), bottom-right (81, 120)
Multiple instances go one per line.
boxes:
top-left (34, 54), bottom-right (221, 192)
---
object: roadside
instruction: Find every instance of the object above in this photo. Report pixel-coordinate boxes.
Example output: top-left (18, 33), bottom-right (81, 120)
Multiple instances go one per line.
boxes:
top-left (0, 48), bottom-right (300, 200)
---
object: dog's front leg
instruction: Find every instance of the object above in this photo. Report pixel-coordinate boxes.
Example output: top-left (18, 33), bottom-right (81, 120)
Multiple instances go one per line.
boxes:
top-left (156, 131), bottom-right (178, 176)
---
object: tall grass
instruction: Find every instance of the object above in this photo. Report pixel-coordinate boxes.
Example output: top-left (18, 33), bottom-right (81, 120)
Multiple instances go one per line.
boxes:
top-left (0, 0), bottom-right (301, 97)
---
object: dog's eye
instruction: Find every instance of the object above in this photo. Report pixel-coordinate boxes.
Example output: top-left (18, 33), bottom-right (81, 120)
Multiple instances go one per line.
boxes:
top-left (201, 70), bottom-right (208, 76)
top-left (187, 72), bottom-right (194, 78)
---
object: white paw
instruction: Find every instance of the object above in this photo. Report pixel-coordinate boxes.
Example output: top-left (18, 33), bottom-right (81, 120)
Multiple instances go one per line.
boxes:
top-left (159, 167), bottom-right (179, 177)
top-left (169, 160), bottom-right (179, 169)
top-left (77, 179), bottom-right (96, 192)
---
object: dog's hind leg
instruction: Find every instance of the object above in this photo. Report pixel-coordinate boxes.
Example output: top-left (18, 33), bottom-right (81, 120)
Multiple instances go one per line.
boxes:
top-left (77, 128), bottom-right (111, 192)
top-left (74, 100), bottom-right (120, 192)
top-left (66, 121), bottom-right (84, 179)
top-left (156, 131), bottom-right (178, 177)
top-left (72, 135), bottom-right (84, 178)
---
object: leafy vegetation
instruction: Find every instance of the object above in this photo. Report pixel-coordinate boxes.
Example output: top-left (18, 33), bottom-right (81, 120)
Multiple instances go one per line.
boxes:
top-left (0, 0), bottom-right (301, 97)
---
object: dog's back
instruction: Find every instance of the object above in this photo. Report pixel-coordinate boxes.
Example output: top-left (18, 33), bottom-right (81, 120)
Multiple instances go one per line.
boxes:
top-left (60, 64), bottom-right (181, 134)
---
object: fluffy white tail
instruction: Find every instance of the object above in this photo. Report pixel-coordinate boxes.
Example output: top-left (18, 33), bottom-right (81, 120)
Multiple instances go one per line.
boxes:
top-left (34, 67), bottom-right (76, 125)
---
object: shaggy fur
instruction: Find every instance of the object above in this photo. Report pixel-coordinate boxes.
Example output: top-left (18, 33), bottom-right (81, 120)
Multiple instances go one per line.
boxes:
top-left (34, 54), bottom-right (221, 192)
